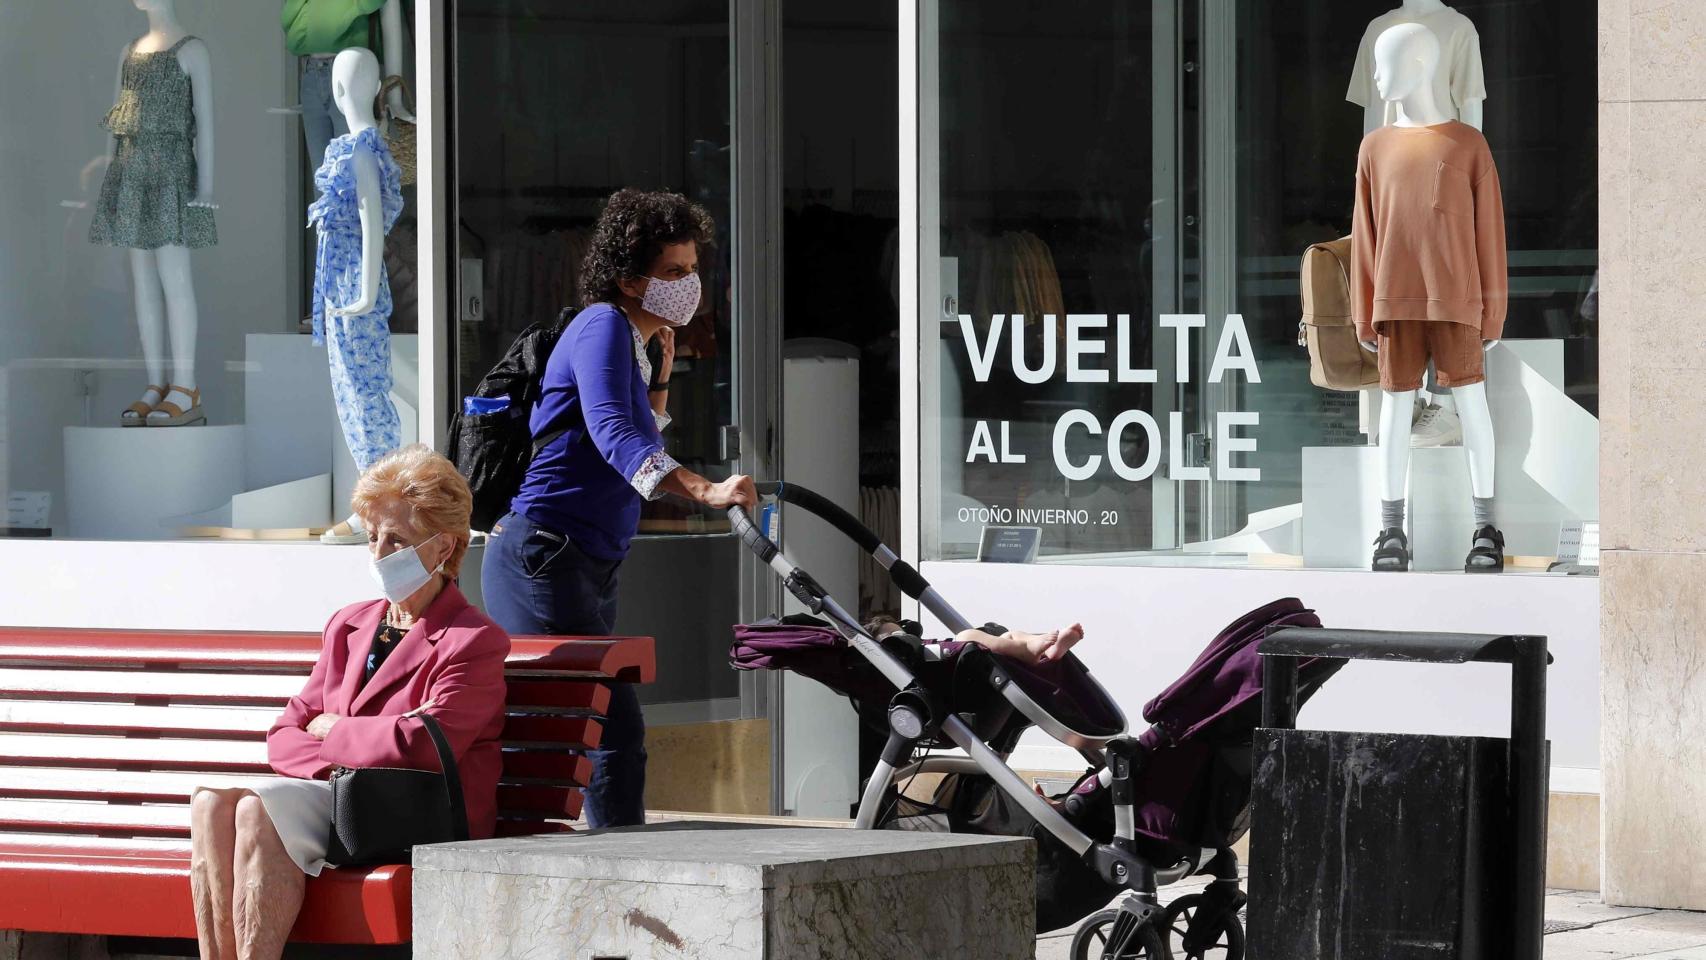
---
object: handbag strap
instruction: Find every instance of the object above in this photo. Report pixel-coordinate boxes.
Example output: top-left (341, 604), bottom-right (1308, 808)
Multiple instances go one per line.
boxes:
top-left (416, 712), bottom-right (470, 842)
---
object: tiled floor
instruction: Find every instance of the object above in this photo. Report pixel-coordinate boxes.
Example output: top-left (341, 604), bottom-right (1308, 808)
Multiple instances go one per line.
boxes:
top-left (1034, 885), bottom-right (1706, 959)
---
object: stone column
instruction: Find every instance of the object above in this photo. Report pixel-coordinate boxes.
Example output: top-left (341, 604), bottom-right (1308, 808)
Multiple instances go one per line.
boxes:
top-left (1599, 0), bottom-right (1706, 910)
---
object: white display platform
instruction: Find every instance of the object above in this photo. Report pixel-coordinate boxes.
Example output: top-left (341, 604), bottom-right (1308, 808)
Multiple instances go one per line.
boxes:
top-left (171, 473), bottom-right (333, 531)
top-left (1303, 342), bottom-right (1598, 571)
top-left (918, 558), bottom-right (1602, 788)
top-left (243, 334), bottom-right (342, 492)
top-left (64, 426), bottom-right (245, 539)
top-left (242, 332), bottom-right (418, 527)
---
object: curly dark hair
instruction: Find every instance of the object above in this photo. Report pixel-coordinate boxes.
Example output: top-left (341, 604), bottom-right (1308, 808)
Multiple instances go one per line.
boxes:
top-left (579, 188), bottom-right (716, 308)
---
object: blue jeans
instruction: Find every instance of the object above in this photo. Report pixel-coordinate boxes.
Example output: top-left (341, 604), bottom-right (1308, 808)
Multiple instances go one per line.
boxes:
top-left (300, 56), bottom-right (350, 169)
top-left (481, 511), bottom-right (647, 828)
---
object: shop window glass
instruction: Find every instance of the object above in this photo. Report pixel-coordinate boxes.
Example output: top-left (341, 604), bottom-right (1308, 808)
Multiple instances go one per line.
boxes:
top-left (451, 0), bottom-right (735, 539)
top-left (450, 0), bottom-right (742, 709)
top-left (1, 2), bottom-right (422, 541)
top-left (919, 0), bottom-right (1598, 572)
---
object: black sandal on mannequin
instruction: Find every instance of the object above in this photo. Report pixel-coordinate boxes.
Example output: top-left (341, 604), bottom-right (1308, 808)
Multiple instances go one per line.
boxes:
top-left (1372, 528), bottom-right (1410, 572)
top-left (1464, 525), bottom-right (1505, 573)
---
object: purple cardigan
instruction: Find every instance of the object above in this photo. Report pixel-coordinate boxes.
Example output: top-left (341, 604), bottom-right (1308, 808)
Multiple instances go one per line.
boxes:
top-left (511, 304), bottom-right (677, 559)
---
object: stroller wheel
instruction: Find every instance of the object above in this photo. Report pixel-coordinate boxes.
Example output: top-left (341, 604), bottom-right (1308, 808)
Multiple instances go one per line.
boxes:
top-left (1069, 908), bottom-right (1164, 960)
top-left (1160, 893), bottom-right (1246, 960)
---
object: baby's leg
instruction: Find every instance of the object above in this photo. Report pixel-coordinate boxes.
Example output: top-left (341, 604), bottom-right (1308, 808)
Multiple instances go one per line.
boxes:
top-left (971, 623), bottom-right (1085, 663)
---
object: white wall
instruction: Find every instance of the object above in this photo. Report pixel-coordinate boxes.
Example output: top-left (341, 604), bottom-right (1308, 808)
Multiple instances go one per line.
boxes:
top-left (1, 1), bottom-right (296, 532)
top-left (920, 561), bottom-right (1601, 791)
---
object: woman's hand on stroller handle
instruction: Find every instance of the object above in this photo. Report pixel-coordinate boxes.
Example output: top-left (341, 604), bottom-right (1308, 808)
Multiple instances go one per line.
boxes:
top-left (701, 474), bottom-right (758, 510)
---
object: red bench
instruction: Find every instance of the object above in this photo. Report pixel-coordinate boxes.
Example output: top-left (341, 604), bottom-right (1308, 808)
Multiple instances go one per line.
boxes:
top-left (0, 627), bottom-right (654, 945)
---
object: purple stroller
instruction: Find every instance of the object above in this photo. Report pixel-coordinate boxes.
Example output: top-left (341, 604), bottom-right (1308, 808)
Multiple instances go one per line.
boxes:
top-left (727, 483), bottom-right (1343, 959)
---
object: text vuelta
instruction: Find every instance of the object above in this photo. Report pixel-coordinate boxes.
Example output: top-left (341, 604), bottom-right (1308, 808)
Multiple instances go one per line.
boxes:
top-left (954, 312), bottom-right (1263, 483)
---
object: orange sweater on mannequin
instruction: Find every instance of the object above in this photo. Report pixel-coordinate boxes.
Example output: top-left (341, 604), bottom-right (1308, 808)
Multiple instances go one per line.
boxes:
top-left (1350, 119), bottom-right (1507, 344)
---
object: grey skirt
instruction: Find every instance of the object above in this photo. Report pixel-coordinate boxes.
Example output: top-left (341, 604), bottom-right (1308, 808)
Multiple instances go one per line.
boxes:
top-left (246, 778), bottom-right (335, 877)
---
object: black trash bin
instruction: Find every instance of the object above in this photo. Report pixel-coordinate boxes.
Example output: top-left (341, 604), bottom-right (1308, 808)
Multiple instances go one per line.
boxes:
top-left (1247, 628), bottom-right (1550, 960)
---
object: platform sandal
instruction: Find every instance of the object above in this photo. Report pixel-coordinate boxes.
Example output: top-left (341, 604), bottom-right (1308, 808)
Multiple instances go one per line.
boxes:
top-left (120, 384), bottom-right (166, 427)
top-left (1372, 527), bottom-right (1410, 572)
top-left (146, 385), bottom-right (206, 427)
top-left (1464, 525), bottom-right (1505, 573)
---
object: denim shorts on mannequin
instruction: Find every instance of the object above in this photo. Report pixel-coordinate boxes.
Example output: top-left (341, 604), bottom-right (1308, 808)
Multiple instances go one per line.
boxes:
top-left (300, 55), bottom-right (350, 170)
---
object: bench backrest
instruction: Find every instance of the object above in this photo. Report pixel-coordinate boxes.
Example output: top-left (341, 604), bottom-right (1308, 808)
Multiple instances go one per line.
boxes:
top-left (0, 627), bottom-right (655, 842)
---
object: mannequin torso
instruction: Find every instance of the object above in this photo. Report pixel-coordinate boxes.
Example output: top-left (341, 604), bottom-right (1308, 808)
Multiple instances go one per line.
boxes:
top-left (1350, 2), bottom-right (1485, 133)
top-left (327, 49), bottom-right (385, 318)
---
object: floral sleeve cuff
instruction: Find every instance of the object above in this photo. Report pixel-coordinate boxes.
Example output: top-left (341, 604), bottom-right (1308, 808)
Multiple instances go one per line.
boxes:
top-left (653, 410), bottom-right (673, 432)
top-left (631, 448), bottom-right (681, 501)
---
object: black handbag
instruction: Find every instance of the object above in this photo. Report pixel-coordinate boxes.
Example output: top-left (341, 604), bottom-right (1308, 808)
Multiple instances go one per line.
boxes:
top-left (325, 713), bottom-right (469, 866)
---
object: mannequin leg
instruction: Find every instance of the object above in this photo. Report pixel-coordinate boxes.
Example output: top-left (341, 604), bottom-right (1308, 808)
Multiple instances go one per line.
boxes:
top-left (1451, 381), bottom-right (1495, 499)
top-left (126, 249), bottom-right (168, 423)
top-left (1454, 380), bottom-right (1504, 572)
top-left (1372, 388), bottom-right (1417, 571)
top-left (324, 311), bottom-right (401, 472)
top-left (1379, 388), bottom-right (1416, 502)
top-left (149, 245), bottom-right (203, 424)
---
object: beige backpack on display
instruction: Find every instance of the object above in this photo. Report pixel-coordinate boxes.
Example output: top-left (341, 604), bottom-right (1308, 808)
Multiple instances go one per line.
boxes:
top-left (1298, 236), bottom-right (1379, 390)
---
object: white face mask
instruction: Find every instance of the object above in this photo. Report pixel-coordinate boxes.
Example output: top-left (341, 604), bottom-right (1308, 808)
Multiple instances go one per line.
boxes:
top-left (370, 533), bottom-right (444, 603)
top-left (640, 272), bottom-right (701, 327)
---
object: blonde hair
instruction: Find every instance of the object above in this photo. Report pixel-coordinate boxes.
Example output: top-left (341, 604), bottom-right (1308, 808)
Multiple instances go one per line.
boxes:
top-left (350, 445), bottom-right (474, 578)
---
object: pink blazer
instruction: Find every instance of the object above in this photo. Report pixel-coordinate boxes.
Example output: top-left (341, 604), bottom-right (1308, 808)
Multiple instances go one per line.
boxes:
top-left (267, 583), bottom-right (511, 840)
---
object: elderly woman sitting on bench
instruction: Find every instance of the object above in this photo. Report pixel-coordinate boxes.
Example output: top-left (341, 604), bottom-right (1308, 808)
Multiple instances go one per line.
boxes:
top-left (187, 446), bottom-right (510, 960)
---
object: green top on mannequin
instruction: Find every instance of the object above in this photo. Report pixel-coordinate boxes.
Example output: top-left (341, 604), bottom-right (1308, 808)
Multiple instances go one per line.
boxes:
top-left (281, 0), bottom-right (386, 57)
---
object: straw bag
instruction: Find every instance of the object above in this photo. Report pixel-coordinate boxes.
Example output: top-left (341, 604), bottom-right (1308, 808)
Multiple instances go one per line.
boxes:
top-left (1298, 236), bottom-right (1378, 391)
top-left (375, 76), bottom-right (417, 186)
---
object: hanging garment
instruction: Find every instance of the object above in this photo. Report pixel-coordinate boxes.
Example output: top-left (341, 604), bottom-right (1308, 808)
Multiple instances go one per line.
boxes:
top-left (1346, 6), bottom-right (1487, 130)
top-left (310, 126), bottom-right (405, 470)
top-left (89, 36), bottom-right (218, 251)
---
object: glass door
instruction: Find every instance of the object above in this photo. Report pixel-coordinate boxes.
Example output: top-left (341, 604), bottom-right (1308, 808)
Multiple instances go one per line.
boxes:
top-left (449, 0), bottom-right (777, 721)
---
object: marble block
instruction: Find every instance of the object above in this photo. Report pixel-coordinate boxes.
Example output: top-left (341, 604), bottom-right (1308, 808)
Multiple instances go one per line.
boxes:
top-left (412, 824), bottom-right (1035, 959)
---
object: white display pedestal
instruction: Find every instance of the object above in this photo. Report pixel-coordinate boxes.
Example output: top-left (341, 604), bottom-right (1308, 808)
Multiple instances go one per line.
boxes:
top-left (242, 333), bottom-right (418, 528)
top-left (64, 426), bottom-right (244, 539)
top-left (1303, 343), bottom-right (1598, 571)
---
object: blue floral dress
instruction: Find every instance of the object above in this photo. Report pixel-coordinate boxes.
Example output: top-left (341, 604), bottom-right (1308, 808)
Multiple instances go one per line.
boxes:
top-left (308, 126), bottom-right (404, 471)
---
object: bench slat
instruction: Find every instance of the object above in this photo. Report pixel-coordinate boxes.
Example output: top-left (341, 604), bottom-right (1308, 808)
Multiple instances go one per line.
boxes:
top-left (0, 668), bottom-right (303, 703)
top-left (0, 669), bottom-right (618, 715)
top-left (0, 733), bottom-right (268, 770)
top-left (505, 679), bottom-right (611, 713)
top-left (0, 702), bottom-right (602, 748)
top-left (0, 701), bottom-right (277, 736)
top-left (0, 840), bottom-right (412, 943)
top-left (1, 768), bottom-right (273, 801)
top-left (1, 767), bottom-right (594, 807)
top-left (0, 798), bottom-right (190, 834)
top-left (0, 631), bottom-right (655, 683)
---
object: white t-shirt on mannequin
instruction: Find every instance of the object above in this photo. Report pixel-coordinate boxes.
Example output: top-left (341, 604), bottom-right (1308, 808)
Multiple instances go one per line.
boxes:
top-left (1347, 5), bottom-right (1487, 130)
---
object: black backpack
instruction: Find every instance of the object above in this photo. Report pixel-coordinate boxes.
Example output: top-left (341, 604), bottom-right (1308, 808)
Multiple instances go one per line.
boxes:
top-left (449, 308), bottom-right (575, 531)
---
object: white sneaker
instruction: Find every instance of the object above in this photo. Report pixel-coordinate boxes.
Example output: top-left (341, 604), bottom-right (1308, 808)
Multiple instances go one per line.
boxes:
top-left (1411, 402), bottom-right (1462, 447)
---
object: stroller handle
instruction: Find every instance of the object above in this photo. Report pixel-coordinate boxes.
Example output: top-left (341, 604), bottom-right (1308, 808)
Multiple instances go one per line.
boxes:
top-left (726, 501), bottom-right (779, 565)
top-left (727, 482), bottom-right (936, 605)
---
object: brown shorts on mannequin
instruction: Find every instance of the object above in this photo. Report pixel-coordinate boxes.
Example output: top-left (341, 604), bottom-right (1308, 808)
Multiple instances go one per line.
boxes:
top-left (1376, 320), bottom-right (1485, 392)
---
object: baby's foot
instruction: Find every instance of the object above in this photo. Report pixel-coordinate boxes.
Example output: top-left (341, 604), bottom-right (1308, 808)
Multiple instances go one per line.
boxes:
top-left (1008, 622), bottom-right (1085, 663)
